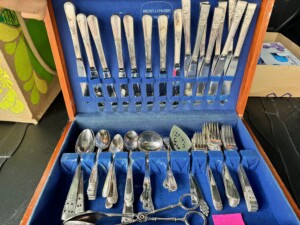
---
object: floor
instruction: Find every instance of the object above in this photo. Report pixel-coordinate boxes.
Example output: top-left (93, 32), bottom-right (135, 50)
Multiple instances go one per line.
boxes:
top-left (0, 94), bottom-right (299, 225)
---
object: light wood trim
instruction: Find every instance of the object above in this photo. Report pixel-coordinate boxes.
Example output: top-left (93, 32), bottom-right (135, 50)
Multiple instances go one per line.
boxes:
top-left (44, 1), bottom-right (76, 120)
top-left (20, 121), bottom-right (73, 225)
top-left (243, 119), bottom-right (300, 219)
top-left (236, 0), bottom-right (275, 116)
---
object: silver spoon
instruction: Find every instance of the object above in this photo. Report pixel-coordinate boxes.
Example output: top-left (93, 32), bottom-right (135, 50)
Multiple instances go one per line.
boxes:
top-left (122, 131), bottom-right (138, 223)
top-left (62, 129), bottom-right (95, 221)
top-left (87, 130), bottom-right (110, 200)
top-left (163, 137), bottom-right (178, 192)
top-left (102, 134), bottom-right (124, 208)
top-left (138, 131), bottom-right (163, 211)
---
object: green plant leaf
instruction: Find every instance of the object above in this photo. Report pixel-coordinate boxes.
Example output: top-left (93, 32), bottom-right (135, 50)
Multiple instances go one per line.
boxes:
top-left (30, 85), bottom-right (40, 104)
top-left (4, 41), bottom-right (17, 55)
top-left (0, 23), bottom-right (21, 42)
top-left (14, 35), bottom-right (32, 81)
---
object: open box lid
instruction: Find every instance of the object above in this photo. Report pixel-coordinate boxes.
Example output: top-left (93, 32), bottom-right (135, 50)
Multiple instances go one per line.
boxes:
top-left (44, 0), bottom-right (275, 120)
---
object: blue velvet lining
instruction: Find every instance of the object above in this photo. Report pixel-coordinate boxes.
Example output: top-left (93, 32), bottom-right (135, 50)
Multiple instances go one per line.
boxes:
top-left (52, 0), bottom-right (261, 113)
top-left (27, 113), bottom-right (299, 224)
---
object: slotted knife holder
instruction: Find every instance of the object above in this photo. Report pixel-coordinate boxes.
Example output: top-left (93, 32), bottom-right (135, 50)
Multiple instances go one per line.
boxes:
top-left (21, 0), bottom-right (300, 224)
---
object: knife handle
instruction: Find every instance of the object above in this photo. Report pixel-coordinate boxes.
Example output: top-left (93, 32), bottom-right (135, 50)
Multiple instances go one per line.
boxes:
top-left (182, 0), bottom-right (191, 55)
top-left (77, 14), bottom-right (96, 68)
top-left (64, 2), bottom-right (82, 59)
top-left (221, 1), bottom-right (247, 56)
top-left (123, 15), bottom-right (137, 70)
top-left (142, 15), bottom-right (153, 70)
top-left (87, 15), bottom-right (108, 70)
top-left (228, 0), bottom-right (237, 52)
top-left (173, 9), bottom-right (182, 66)
top-left (215, 1), bottom-right (227, 56)
top-left (111, 15), bottom-right (124, 70)
top-left (158, 15), bottom-right (168, 71)
top-left (191, 3), bottom-right (210, 62)
top-left (207, 165), bottom-right (223, 211)
top-left (199, 26), bottom-right (207, 57)
top-left (204, 7), bottom-right (224, 63)
top-left (234, 3), bottom-right (257, 58)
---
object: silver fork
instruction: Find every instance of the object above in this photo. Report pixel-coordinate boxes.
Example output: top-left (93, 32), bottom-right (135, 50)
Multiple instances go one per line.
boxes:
top-left (203, 123), bottom-right (222, 150)
top-left (221, 124), bottom-right (258, 212)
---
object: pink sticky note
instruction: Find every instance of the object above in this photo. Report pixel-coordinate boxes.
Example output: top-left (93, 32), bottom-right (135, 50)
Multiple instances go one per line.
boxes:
top-left (212, 213), bottom-right (245, 225)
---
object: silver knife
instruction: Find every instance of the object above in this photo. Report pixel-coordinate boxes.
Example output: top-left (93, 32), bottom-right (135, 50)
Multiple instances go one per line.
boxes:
top-left (182, 0), bottom-right (191, 77)
top-left (190, 173), bottom-right (209, 216)
top-left (76, 14), bottom-right (99, 79)
top-left (224, 0), bottom-right (238, 72)
top-left (207, 165), bottom-right (223, 211)
top-left (158, 15), bottom-right (168, 96)
top-left (222, 163), bottom-right (240, 207)
top-left (198, 7), bottom-right (224, 77)
top-left (187, 2), bottom-right (210, 78)
top-left (172, 9), bottom-right (182, 96)
top-left (87, 15), bottom-right (116, 98)
top-left (221, 3), bottom-right (257, 102)
top-left (142, 15), bottom-right (154, 97)
top-left (111, 15), bottom-right (128, 97)
top-left (208, 1), bottom-right (247, 102)
top-left (64, 2), bottom-right (86, 78)
top-left (211, 1), bottom-right (228, 71)
top-left (123, 15), bottom-right (141, 97)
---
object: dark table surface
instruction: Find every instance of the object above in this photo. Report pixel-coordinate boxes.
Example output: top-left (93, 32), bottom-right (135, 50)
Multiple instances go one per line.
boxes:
top-left (0, 94), bottom-right (299, 225)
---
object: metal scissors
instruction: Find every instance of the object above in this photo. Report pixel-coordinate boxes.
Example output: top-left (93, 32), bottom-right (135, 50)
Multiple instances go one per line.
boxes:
top-left (63, 194), bottom-right (206, 225)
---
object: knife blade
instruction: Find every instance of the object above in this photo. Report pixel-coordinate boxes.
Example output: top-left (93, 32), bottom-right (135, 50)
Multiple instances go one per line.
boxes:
top-left (111, 15), bottom-right (128, 97)
top-left (199, 7), bottom-right (224, 77)
top-left (172, 9), bottom-right (182, 96)
top-left (221, 3), bottom-right (257, 103)
top-left (187, 2), bottom-right (210, 78)
top-left (76, 14), bottom-right (99, 79)
top-left (87, 15), bottom-right (116, 98)
top-left (211, 1), bottom-right (228, 71)
top-left (196, 25), bottom-right (207, 77)
top-left (158, 15), bottom-right (168, 96)
top-left (182, 0), bottom-right (191, 77)
top-left (123, 15), bottom-right (141, 97)
top-left (142, 15), bottom-right (154, 97)
top-left (64, 3), bottom-right (86, 78)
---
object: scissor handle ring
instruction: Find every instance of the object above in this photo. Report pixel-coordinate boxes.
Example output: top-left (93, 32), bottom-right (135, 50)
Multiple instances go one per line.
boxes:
top-left (184, 211), bottom-right (206, 225)
top-left (179, 193), bottom-right (199, 210)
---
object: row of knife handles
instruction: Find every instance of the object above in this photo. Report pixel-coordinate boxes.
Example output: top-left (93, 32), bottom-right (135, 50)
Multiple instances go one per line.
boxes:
top-left (79, 75), bottom-right (235, 112)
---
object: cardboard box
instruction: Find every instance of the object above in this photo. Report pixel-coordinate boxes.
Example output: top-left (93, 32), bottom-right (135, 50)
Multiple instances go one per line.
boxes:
top-left (251, 32), bottom-right (300, 97)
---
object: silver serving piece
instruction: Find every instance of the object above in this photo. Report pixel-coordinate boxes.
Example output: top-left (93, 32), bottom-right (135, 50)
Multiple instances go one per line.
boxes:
top-left (198, 7), bottom-right (224, 78)
top-left (142, 15), bottom-right (154, 96)
top-left (158, 15), bottom-right (168, 96)
top-left (111, 15), bottom-right (128, 97)
top-left (221, 3), bottom-right (257, 103)
top-left (209, 1), bottom-right (247, 102)
top-left (87, 15), bottom-right (116, 97)
top-left (138, 131), bottom-right (163, 211)
top-left (182, 0), bottom-right (191, 77)
top-left (172, 9), bottom-right (182, 96)
top-left (211, 1), bottom-right (228, 71)
top-left (76, 14), bottom-right (99, 79)
top-left (187, 3), bottom-right (210, 78)
top-left (64, 2), bottom-right (86, 78)
top-left (123, 15), bottom-right (141, 97)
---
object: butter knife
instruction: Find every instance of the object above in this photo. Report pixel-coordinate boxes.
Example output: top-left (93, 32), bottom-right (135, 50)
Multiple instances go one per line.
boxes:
top-left (211, 1), bottom-right (228, 71)
top-left (187, 2), bottom-right (210, 78)
top-left (76, 14), bottom-right (99, 79)
top-left (123, 15), bottom-right (141, 97)
top-left (221, 3), bottom-right (257, 102)
top-left (158, 15), bottom-right (168, 96)
top-left (198, 7), bottom-right (224, 77)
top-left (87, 15), bottom-right (116, 98)
top-left (207, 165), bottom-right (223, 211)
top-left (111, 14), bottom-right (128, 97)
top-left (182, 0), bottom-right (191, 77)
top-left (172, 9), bottom-right (182, 96)
top-left (208, 1), bottom-right (247, 102)
top-left (142, 15), bottom-right (154, 96)
top-left (64, 2), bottom-right (86, 78)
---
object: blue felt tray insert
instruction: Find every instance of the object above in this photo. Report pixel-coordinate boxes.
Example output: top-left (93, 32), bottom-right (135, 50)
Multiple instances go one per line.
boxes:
top-left (52, 0), bottom-right (261, 113)
top-left (27, 113), bottom-right (299, 225)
